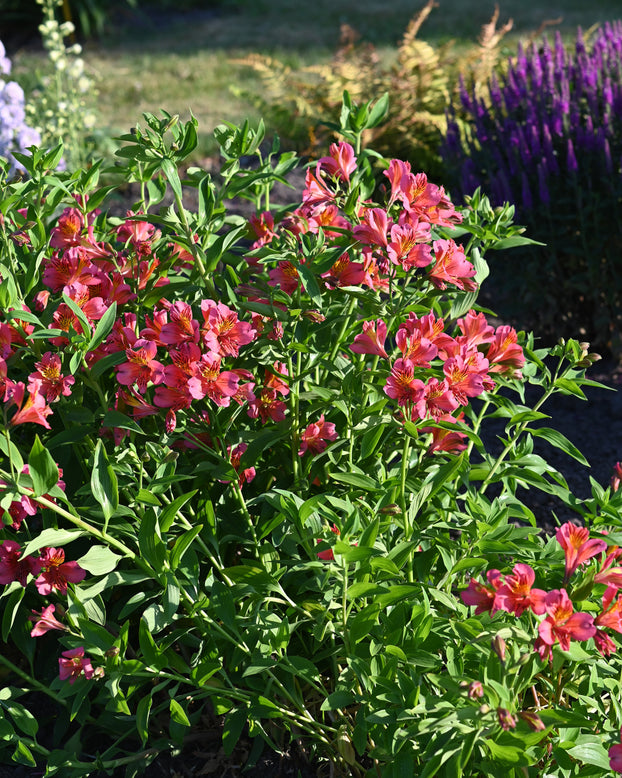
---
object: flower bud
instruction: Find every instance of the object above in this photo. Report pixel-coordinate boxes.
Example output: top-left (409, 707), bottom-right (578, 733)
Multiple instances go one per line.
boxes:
top-left (467, 680), bottom-right (484, 699)
top-left (491, 634), bottom-right (506, 664)
top-left (497, 708), bottom-right (517, 730)
top-left (518, 711), bottom-right (546, 731)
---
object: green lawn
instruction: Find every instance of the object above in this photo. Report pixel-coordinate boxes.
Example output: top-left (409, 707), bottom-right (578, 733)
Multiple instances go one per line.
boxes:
top-left (10, 0), bottom-right (622, 154)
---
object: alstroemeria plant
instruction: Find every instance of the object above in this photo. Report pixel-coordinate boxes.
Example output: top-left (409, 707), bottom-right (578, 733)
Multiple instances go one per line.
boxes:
top-left (0, 102), bottom-right (621, 778)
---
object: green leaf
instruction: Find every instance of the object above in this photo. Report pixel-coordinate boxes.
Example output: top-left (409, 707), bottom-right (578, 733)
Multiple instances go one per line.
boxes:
top-left (528, 426), bottom-right (589, 466)
top-left (28, 436), bottom-right (59, 496)
top-left (136, 489), bottom-right (162, 506)
top-left (101, 409), bottom-right (145, 435)
top-left (170, 526), bottom-right (203, 569)
top-left (366, 92), bottom-right (390, 127)
top-left (485, 739), bottom-right (529, 765)
top-left (565, 741), bottom-right (610, 770)
top-left (554, 377), bottom-right (587, 400)
top-left (321, 690), bottom-right (356, 711)
top-left (1, 586), bottom-right (24, 642)
top-left (330, 472), bottom-right (378, 490)
top-left (12, 740), bottom-right (36, 767)
top-left (77, 619), bottom-right (115, 653)
top-left (348, 604), bottom-right (380, 643)
top-left (161, 158), bottom-right (183, 203)
top-left (135, 694), bottom-right (153, 747)
top-left (90, 350), bottom-right (126, 380)
top-left (138, 617), bottom-right (161, 668)
top-left (490, 236), bottom-right (545, 250)
top-left (21, 528), bottom-right (84, 557)
top-left (77, 545), bottom-right (122, 576)
top-left (360, 424), bottom-right (385, 459)
top-left (88, 301), bottom-right (117, 351)
top-left (91, 440), bottom-right (119, 522)
top-left (297, 261), bottom-right (323, 309)
top-left (159, 490), bottom-right (197, 532)
top-left (169, 698), bottom-right (191, 727)
top-left (222, 708), bottom-right (247, 756)
top-left (0, 434), bottom-right (23, 473)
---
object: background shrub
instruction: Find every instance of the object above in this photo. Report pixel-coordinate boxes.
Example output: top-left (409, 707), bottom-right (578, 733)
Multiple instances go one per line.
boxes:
top-left (233, 1), bottom-right (512, 181)
top-left (442, 22), bottom-right (622, 355)
top-left (0, 40), bottom-right (41, 172)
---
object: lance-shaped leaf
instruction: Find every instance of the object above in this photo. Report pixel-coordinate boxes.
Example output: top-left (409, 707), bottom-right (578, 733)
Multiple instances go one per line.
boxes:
top-left (91, 440), bottom-right (118, 522)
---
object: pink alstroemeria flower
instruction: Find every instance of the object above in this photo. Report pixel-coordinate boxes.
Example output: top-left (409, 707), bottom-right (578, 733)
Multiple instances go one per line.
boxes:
top-left (535, 588), bottom-right (596, 661)
top-left (428, 238), bottom-right (477, 292)
top-left (35, 547), bottom-right (86, 596)
top-left (556, 522), bottom-right (607, 581)
top-left (0, 540), bottom-right (41, 586)
top-left (460, 569), bottom-right (503, 614)
top-left (610, 729), bottom-right (622, 774)
top-left (350, 319), bottom-right (390, 360)
top-left (30, 604), bottom-right (68, 637)
top-left (492, 563), bottom-right (547, 617)
top-left (298, 415), bottom-right (337, 457)
top-left (58, 647), bottom-right (95, 684)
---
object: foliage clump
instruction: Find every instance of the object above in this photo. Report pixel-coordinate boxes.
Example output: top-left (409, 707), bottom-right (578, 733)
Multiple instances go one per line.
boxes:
top-left (442, 22), bottom-right (622, 355)
top-left (1, 96), bottom-right (622, 777)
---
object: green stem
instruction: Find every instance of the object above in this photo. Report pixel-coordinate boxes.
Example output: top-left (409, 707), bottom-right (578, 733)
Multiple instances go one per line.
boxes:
top-left (0, 653), bottom-right (68, 708)
top-left (329, 297), bottom-right (357, 363)
top-left (287, 351), bottom-right (301, 489)
top-left (399, 435), bottom-right (411, 523)
top-left (30, 494), bottom-right (154, 576)
top-left (479, 361), bottom-right (565, 495)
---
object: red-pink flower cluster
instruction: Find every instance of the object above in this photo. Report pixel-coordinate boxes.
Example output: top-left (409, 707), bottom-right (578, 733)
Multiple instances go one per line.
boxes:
top-left (348, 308), bottom-right (524, 454)
top-left (250, 143), bottom-right (467, 300)
top-left (461, 522), bottom-right (621, 660)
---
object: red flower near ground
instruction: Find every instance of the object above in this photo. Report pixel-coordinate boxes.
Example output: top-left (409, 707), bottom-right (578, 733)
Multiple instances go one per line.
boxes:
top-left (35, 547), bottom-right (86, 596)
top-left (58, 647), bottom-right (94, 684)
top-left (317, 524), bottom-right (340, 561)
